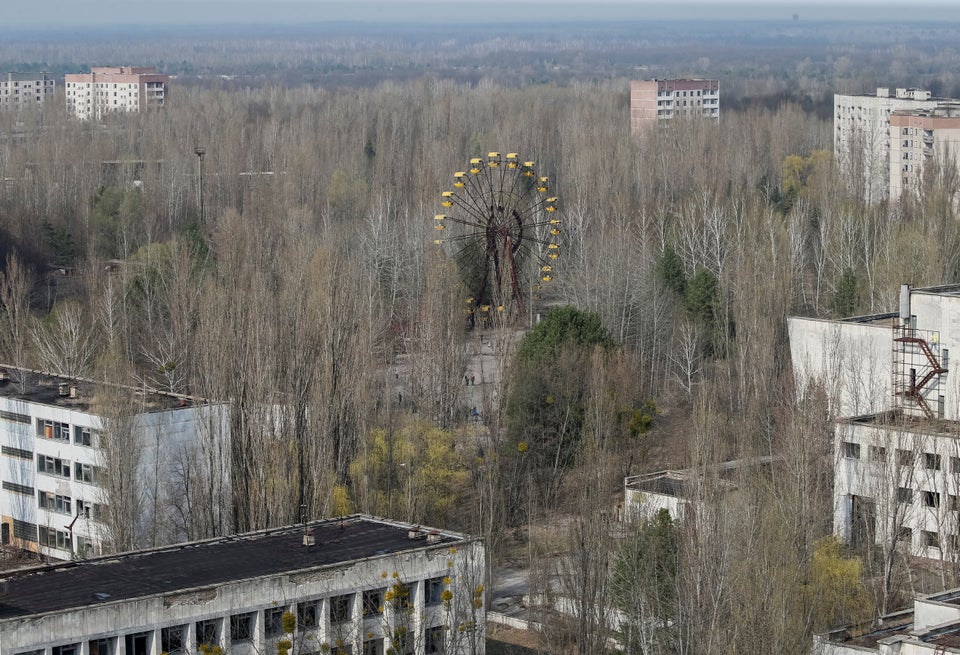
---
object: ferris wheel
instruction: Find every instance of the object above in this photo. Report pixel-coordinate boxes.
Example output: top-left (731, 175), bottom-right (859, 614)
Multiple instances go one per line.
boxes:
top-left (433, 152), bottom-right (561, 326)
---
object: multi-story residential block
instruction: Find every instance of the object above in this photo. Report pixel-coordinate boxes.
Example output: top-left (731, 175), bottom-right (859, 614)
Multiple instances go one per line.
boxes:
top-left (815, 586), bottom-right (960, 653)
top-left (630, 79), bottom-right (719, 133)
top-left (889, 105), bottom-right (960, 202)
top-left (0, 515), bottom-right (485, 655)
top-left (0, 366), bottom-right (229, 559)
top-left (0, 72), bottom-right (55, 109)
top-left (65, 67), bottom-right (169, 121)
top-left (834, 87), bottom-right (944, 203)
top-left (790, 285), bottom-right (960, 560)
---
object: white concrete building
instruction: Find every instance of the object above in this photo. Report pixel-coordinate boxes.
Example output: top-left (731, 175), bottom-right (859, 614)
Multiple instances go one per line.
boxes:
top-left (0, 515), bottom-right (485, 655)
top-left (65, 67), bottom-right (169, 121)
top-left (790, 285), bottom-right (960, 559)
top-left (630, 79), bottom-right (719, 133)
top-left (0, 366), bottom-right (229, 559)
top-left (0, 73), bottom-right (55, 109)
top-left (815, 586), bottom-right (960, 653)
top-left (834, 88), bottom-right (943, 203)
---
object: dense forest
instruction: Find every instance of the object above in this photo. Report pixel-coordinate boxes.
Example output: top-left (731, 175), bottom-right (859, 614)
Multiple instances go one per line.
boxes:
top-left (3, 19), bottom-right (960, 654)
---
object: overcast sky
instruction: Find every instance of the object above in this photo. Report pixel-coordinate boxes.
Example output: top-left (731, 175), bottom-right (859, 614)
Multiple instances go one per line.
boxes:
top-left (2, 1), bottom-right (957, 28)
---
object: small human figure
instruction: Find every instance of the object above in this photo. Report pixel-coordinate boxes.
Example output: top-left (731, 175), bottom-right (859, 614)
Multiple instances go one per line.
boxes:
top-left (470, 374), bottom-right (475, 385)
top-left (398, 392), bottom-right (403, 405)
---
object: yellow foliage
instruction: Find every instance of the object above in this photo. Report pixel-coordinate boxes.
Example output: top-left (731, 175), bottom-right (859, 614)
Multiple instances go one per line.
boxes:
top-left (805, 536), bottom-right (872, 631)
top-left (330, 484), bottom-right (353, 516)
top-left (782, 149), bottom-right (833, 198)
top-left (349, 418), bottom-right (471, 525)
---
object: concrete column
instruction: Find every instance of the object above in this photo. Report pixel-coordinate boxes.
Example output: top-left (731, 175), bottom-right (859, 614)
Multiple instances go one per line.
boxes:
top-left (147, 629), bottom-right (161, 655)
top-left (411, 580), bottom-right (424, 655)
top-left (349, 592), bottom-right (361, 654)
top-left (318, 598), bottom-right (330, 649)
top-left (253, 609), bottom-right (265, 652)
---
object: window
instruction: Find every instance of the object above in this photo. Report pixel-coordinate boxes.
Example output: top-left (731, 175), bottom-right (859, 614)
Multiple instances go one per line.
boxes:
top-left (952, 456), bottom-right (960, 474)
top-left (74, 427), bottom-right (96, 447)
top-left (898, 526), bottom-right (913, 543)
top-left (924, 491), bottom-right (941, 508)
top-left (37, 419), bottom-right (70, 442)
top-left (88, 638), bottom-right (113, 655)
top-left (75, 463), bottom-right (101, 484)
top-left (951, 495), bottom-right (960, 512)
top-left (842, 442), bottom-right (860, 459)
top-left (38, 491), bottom-right (71, 515)
top-left (161, 626), bottom-right (186, 654)
top-left (925, 453), bottom-right (942, 470)
top-left (230, 613), bottom-right (254, 642)
top-left (362, 639), bottom-right (384, 655)
top-left (925, 530), bottom-right (940, 549)
top-left (897, 487), bottom-right (913, 504)
top-left (298, 601), bottom-right (318, 628)
top-left (265, 607), bottom-right (286, 637)
top-left (38, 455), bottom-right (70, 478)
top-left (1, 445), bottom-right (32, 459)
top-left (330, 594), bottom-right (352, 624)
top-left (425, 626), bottom-right (446, 654)
top-left (52, 646), bottom-right (79, 655)
top-left (897, 449), bottom-right (915, 467)
top-left (869, 446), bottom-right (887, 462)
top-left (196, 619), bottom-right (219, 648)
top-left (426, 577), bottom-right (447, 606)
top-left (76, 499), bottom-right (103, 520)
top-left (363, 589), bottom-right (384, 617)
top-left (76, 536), bottom-right (94, 557)
top-left (39, 526), bottom-right (70, 550)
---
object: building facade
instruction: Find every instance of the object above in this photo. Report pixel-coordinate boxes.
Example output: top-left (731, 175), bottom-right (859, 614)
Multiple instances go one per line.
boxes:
top-left (790, 285), bottom-right (960, 560)
top-left (0, 516), bottom-right (486, 655)
top-left (630, 79), bottom-right (719, 133)
top-left (65, 67), bottom-right (169, 121)
top-left (834, 88), bottom-right (942, 203)
top-left (888, 105), bottom-right (960, 202)
top-left (0, 73), bottom-right (55, 109)
top-left (0, 366), bottom-right (229, 560)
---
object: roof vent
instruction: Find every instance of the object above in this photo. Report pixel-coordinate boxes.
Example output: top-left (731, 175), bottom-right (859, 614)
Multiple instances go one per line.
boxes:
top-left (58, 382), bottom-right (70, 397)
top-left (427, 530), bottom-right (441, 544)
top-left (408, 525), bottom-right (422, 540)
top-left (302, 529), bottom-right (316, 547)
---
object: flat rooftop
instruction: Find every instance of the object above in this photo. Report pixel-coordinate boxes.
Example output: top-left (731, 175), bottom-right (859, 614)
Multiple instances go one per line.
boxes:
top-left (0, 516), bottom-right (465, 621)
top-left (0, 365), bottom-right (199, 414)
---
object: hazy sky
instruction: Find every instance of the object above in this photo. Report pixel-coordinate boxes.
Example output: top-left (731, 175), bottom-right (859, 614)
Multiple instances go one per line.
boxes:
top-left (3, 0), bottom-right (958, 28)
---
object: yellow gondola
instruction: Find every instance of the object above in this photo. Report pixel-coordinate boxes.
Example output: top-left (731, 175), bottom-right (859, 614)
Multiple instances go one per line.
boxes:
top-left (542, 275), bottom-right (553, 282)
top-left (550, 218), bottom-right (561, 225)
top-left (434, 224), bottom-right (445, 231)
top-left (550, 228), bottom-right (561, 236)
top-left (433, 239), bottom-right (443, 245)
top-left (453, 172), bottom-right (466, 188)
top-left (537, 176), bottom-right (549, 192)
top-left (434, 214), bottom-right (446, 221)
top-left (441, 191), bottom-right (454, 207)
top-left (545, 206), bottom-right (556, 212)
top-left (469, 157), bottom-right (483, 174)
top-left (487, 152), bottom-right (501, 167)
top-left (480, 305), bottom-right (491, 312)
top-left (549, 252), bottom-right (560, 259)
top-left (541, 265), bottom-right (553, 272)
top-left (506, 153), bottom-right (519, 168)
top-left (548, 243), bottom-right (559, 249)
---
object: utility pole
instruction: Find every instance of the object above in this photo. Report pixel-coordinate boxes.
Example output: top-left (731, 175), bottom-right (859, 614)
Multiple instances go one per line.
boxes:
top-left (194, 146), bottom-right (206, 225)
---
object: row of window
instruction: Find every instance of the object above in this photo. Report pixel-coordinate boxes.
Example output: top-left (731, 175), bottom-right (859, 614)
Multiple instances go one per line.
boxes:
top-left (37, 454), bottom-right (102, 484)
top-left (842, 442), bottom-right (960, 472)
top-left (36, 418), bottom-right (98, 446)
top-left (28, 616), bottom-right (448, 655)
top-left (37, 490), bottom-right (104, 518)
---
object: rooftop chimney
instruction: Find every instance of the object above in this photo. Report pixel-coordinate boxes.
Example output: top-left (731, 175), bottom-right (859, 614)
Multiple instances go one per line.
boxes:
top-left (900, 284), bottom-right (911, 324)
top-left (302, 528), bottom-right (316, 547)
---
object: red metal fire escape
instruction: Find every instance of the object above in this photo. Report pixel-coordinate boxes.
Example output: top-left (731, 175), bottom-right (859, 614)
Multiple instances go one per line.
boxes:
top-left (893, 323), bottom-right (948, 419)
